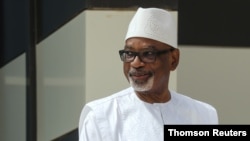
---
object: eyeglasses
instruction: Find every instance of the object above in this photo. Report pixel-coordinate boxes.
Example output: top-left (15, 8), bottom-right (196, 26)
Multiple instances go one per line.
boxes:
top-left (119, 48), bottom-right (175, 63)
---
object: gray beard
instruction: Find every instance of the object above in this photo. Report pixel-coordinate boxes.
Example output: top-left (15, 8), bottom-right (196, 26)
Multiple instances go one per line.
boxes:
top-left (129, 76), bottom-right (153, 92)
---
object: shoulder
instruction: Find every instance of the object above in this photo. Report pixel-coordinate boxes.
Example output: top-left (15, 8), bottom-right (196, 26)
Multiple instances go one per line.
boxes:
top-left (78, 87), bottom-right (134, 137)
top-left (171, 90), bottom-right (215, 110)
top-left (80, 87), bottom-right (133, 116)
top-left (171, 90), bottom-right (219, 124)
top-left (87, 87), bottom-right (133, 107)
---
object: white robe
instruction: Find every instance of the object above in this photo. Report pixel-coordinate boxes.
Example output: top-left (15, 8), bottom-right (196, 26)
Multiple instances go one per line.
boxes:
top-left (79, 87), bottom-right (218, 141)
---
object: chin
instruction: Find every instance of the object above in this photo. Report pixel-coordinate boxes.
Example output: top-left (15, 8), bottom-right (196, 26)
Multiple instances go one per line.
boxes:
top-left (130, 81), bottom-right (152, 93)
top-left (130, 75), bottom-right (154, 91)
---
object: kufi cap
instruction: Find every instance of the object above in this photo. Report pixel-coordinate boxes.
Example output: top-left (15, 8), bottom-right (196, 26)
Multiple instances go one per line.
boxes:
top-left (125, 7), bottom-right (177, 48)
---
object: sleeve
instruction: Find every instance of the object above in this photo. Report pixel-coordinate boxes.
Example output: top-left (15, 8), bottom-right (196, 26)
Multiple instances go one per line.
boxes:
top-left (78, 105), bottom-right (103, 141)
top-left (197, 100), bottom-right (219, 124)
top-left (208, 105), bottom-right (219, 124)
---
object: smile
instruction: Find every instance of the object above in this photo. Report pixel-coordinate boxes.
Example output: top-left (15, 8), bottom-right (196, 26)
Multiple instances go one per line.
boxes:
top-left (130, 73), bottom-right (150, 81)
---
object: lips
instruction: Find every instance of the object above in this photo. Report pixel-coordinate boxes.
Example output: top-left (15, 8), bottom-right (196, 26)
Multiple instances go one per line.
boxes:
top-left (133, 74), bottom-right (148, 79)
top-left (129, 71), bottom-right (150, 81)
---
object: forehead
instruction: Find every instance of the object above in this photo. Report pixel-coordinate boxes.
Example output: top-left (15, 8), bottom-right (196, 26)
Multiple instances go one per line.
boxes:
top-left (125, 37), bottom-right (169, 50)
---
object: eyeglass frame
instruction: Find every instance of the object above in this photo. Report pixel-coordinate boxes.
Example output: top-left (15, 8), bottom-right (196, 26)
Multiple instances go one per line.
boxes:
top-left (119, 48), bottom-right (175, 63)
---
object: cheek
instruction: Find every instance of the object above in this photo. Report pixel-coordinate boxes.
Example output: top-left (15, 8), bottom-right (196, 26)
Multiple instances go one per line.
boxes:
top-left (123, 64), bottom-right (130, 76)
top-left (158, 57), bottom-right (171, 70)
top-left (154, 61), bottom-right (170, 76)
top-left (153, 65), bottom-right (170, 85)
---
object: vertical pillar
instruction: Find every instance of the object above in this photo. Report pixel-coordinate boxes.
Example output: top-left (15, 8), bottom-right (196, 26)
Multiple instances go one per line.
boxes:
top-left (26, 0), bottom-right (37, 140)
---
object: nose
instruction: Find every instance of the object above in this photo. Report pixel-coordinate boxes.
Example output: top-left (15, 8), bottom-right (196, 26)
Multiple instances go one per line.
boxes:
top-left (130, 56), bottom-right (145, 68)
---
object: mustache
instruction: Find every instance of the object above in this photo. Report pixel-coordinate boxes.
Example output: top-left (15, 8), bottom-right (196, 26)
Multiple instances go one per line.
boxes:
top-left (129, 68), bottom-right (152, 76)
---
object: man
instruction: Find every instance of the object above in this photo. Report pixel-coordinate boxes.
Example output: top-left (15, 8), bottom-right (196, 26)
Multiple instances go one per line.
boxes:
top-left (78, 7), bottom-right (218, 141)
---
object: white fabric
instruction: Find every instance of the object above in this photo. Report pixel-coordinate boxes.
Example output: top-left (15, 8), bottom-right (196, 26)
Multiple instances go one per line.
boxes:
top-left (79, 87), bottom-right (218, 141)
top-left (125, 7), bottom-right (178, 48)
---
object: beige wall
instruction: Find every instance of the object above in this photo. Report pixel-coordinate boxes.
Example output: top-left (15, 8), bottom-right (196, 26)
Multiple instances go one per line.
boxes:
top-left (177, 46), bottom-right (250, 124)
top-left (0, 54), bottom-right (26, 141)
top-left (84, 10), bottom-right (131, 102)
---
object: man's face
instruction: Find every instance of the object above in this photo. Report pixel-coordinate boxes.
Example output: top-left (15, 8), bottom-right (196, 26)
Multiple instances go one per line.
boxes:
top-left (123, 37), bottom-right (179, 95)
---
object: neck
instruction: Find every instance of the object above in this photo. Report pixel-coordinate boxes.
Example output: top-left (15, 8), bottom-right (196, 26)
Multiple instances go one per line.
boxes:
top-left (135, 90), bottom-right (171, 104)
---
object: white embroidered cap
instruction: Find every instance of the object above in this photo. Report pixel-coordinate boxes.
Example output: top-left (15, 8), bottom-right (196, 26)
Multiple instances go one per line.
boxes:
top-left (125, 7), bottom-right (177, 48)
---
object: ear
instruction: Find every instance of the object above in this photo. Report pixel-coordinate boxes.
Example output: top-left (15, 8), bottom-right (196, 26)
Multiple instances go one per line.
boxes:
top-left (170, 48), bottom-right (180, 71)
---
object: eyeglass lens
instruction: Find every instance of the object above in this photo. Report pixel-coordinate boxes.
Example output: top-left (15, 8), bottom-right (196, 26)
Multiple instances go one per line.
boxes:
top-left (119, 48), bottom-right (174, 63)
